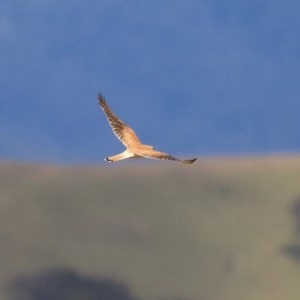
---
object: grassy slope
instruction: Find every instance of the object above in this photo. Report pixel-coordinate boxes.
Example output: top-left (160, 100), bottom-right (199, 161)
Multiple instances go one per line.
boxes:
top-left (1, 156), bottom-right (300, 300)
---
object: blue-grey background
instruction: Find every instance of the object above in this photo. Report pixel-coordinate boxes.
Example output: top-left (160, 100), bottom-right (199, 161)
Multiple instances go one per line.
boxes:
top-left (1, 0), bottom-right (299, 164)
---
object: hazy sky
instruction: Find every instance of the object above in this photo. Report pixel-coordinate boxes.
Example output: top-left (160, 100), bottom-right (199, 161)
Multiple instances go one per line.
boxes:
top-left (1, 1), bottom-right (300, 163)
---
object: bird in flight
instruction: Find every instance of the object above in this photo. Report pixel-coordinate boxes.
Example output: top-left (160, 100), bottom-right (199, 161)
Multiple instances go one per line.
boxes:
top-left (98, 94), bottom-right (197, 164)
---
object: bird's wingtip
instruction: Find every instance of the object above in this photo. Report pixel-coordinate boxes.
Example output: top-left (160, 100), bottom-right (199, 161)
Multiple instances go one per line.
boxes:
top-left (97, 93), bottom-right (106, 105)
top-left (183, 158), bottom-right (197, 164)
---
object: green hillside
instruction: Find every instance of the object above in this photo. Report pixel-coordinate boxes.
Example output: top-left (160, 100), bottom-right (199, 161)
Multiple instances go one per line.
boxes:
top-left (1, 156), bottom-right (300, 300)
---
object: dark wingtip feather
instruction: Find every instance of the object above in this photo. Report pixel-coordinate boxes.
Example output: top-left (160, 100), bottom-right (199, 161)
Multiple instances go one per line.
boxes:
top-left (97, 93), bottom-right (106, 106)
top-left (182, 158), bottom-right (197, 164)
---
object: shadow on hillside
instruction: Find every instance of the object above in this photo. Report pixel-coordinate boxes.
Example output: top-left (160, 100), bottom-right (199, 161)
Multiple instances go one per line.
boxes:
top-left (290, 195), bottom-right (300, 235)
top-left (7, 268), bottom-right (138, 300)
top-left (283, 196), bottom-right (300, 262)
top-left (282, 244), bottom-right (300, 262)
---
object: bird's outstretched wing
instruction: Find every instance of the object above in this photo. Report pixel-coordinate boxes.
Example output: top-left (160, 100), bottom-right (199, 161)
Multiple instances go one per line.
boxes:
top-left (98, 94), bottom-right (142, 148)
top-left (135, 149), bottom-right (197, 164)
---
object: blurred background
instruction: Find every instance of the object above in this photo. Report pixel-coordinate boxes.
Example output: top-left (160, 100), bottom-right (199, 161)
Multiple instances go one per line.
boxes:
top-left (1, 1), bottom-right (300, 299)
top-left (1, 0), bottom-right (300, 163)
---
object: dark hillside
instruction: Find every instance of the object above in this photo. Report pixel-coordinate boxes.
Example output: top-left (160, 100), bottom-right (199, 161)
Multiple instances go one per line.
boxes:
top-left (1, 157), bottom-right (300, 300)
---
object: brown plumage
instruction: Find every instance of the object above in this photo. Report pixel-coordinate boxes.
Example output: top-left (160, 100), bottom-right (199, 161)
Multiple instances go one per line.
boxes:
top-left (98, 94), bottom-right (197, 164)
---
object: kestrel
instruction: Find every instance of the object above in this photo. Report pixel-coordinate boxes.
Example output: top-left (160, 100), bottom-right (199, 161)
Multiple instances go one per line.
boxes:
top-left (98, 94), bottom-right (197, 164)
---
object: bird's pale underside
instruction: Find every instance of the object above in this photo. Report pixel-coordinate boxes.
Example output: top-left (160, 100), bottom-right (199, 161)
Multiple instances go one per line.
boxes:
top-left (98, 94), bottom-right (197, 164)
